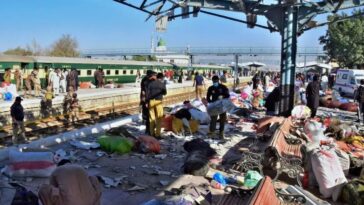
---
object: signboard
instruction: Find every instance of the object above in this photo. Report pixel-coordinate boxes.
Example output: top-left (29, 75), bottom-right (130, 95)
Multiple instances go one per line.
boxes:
top-left (156, 16), bottom-right (168, 32)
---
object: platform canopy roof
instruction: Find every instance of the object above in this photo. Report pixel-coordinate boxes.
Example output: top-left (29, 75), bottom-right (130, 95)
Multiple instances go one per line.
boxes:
top-left (239, 61), bottom-right (266, 68)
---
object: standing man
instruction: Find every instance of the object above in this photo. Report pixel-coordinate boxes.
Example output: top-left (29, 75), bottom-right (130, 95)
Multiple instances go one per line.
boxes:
top-left (59, 69), bottom-right (67, 93)
top-left (206, 76), bottom-right (230, 139)
top-left (321, 74), bottom-right (329, 92)
top-left (14, 68), bottom-right (23, 91)
top-left (355, 79), bottom-right (364, 124)
top-left (10, 96), bottom-right (27, 144)
top-left (146, 72), bottom-right (167, 138)
top-left (67, 68), bottom-right (78, 91)
top-left (94, 69), bottom-right (99, 88)
top-left (306, 75), bottom-right (320, 118)
top-left (31, 68), bottom-right (41, 97)
top-left (193, 72), bottom-right (205, 100)
top-left (264, 72), bottom-right (271, 91)
top-left (96, 68), bottom-right (104, 88)
top-left (3, 68), bottom-right (11, 84)
top-left (48, 68), bottom-right (56, 88)
top-left (140, 70), bottom-right (154, 135)
top-left (49, 68), bottom-right (60, 96)
top-left (220, 70), bottom-right (228, 85)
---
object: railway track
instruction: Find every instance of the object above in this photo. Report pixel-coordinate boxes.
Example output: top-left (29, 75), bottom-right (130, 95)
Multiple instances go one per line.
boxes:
top-left (0, 81), bottom-right (248, 147)
top-left (0, 90), bottom-right (197, 146)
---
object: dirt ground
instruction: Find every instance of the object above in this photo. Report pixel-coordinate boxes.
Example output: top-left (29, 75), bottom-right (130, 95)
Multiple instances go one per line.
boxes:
top-left (0, 107), bottom-right (360, 205)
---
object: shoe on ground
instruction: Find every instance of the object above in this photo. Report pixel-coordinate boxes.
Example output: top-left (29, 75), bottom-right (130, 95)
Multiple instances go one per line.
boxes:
top-left (219, 132), bottom-right (225, 140)
top-left (207, 131), bottom-right (215, 138)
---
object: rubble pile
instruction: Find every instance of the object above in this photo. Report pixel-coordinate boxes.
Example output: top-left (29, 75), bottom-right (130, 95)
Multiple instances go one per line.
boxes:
top-left (0, 90), bottom-right (363, 204)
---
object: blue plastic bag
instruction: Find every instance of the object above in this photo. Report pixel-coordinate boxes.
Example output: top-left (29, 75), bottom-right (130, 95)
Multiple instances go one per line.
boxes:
top-left (4, 92), bottom-right (12, 101)
top-left (213, 172), bottom-right (227, 186)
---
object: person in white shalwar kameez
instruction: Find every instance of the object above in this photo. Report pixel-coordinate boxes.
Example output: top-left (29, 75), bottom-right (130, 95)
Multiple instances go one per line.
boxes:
top-left (49, 68), bottom-right (60, 95)
top-left (59, 69), bottom-right (67, 93)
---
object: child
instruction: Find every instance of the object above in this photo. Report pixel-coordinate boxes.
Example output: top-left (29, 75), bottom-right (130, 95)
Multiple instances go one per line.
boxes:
top-left (69, 93), bottom-right (79, 123)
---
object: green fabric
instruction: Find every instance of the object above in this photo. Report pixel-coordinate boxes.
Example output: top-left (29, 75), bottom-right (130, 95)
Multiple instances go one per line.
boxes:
top-left (98, 135), bottom-right (134, 154)
top-left (244, 170), bottom-right (263, 188)
top-left (341, 179), bottom-right (364, 205)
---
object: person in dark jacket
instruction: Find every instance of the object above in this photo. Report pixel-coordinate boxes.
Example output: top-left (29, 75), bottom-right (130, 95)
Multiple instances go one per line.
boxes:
top-left (140, 70), bottom-right (154, 135)
top-left (306, 75), bottom-right (320, 118)
top-left (146, 73), bottom-right (167, 138)
top-left (264, 86), bottom-right (280, 116)
top-left (10, 96), bottom-right (27, 144)
top-left (355, 79), bottom-right (364, 124)
top-left (67, 68), bottom-right (79, 91)
top-left (206, 76), bottom-right (230, 139)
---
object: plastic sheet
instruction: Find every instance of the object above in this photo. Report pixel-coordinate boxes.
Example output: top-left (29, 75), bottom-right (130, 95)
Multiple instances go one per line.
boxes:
top-left (207, 98), bottom-right (236, 116)
top-left (3, 150), bottom-right (56, 177)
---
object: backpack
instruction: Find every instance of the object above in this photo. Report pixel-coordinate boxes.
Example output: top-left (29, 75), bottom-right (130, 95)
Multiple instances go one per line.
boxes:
top-left (341, 179), bottom-right (364, 205)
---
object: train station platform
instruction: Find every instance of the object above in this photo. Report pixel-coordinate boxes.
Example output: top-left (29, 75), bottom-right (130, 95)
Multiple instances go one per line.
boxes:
top-left (0, 77), bottom-right (251, 127)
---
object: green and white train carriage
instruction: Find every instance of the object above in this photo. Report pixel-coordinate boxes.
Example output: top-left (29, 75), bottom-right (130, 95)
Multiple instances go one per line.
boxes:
top-left (0, 55), bottom-right (230, 84)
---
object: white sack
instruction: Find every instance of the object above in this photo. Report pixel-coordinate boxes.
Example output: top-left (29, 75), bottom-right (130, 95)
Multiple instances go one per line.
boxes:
top-left (311, 148), bottom-right (347, 199)
top-left (2, 150), bottom-right (56, 177)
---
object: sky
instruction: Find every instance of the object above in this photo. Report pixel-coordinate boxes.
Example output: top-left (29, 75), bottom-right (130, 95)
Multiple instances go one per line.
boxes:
top-left (0, 0), bottom-right (332, 52)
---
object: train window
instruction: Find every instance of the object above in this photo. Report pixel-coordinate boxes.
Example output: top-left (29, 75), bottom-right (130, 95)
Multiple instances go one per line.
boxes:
top-left (342, 74), bottom-right (348, 80)
top-left (106, 70), bottom-right (111, 75)
top-left (130, 70), bottom-right (134, 74)
top-left (77, 70), bottom-right (80, 76)
top-left (87, 70), bottom-right (92, 76)
top-left (123, 70), bottom-right (127, 74)
top-left (115, 70), bottom-right (119, 75)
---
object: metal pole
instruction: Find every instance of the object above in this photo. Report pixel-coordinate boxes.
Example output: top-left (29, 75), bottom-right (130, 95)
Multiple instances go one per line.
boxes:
top-left (279, 6), bottom-right (298, 116)
top-left (234, 54), bottom-right (239, 89)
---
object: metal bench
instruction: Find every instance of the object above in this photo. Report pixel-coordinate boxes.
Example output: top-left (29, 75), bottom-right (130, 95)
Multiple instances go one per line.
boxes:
top-left (217, 176), bottom-right (306, 205)
top-left (238, 118), bottom-right (304, 185)
top-left (265, 118), bottom-right (304, 185)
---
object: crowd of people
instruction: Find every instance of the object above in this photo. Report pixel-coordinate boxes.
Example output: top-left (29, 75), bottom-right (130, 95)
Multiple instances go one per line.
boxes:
top-left (1, 66), bottom-right (79, 98)
top-left (140, 69), bottom-right (232, 140)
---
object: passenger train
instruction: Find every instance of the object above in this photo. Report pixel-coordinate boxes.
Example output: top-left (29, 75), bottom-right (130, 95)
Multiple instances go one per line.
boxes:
top-left (0, 55), bottom-right (230, 84)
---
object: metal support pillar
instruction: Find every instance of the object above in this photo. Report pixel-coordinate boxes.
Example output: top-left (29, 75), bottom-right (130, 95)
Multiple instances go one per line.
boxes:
top-left (234, 54), bottom-right (239, 89)
top-left (189, 55), bottom-right (194, 67)
top-left (279, 6), bottom-right (298, 116)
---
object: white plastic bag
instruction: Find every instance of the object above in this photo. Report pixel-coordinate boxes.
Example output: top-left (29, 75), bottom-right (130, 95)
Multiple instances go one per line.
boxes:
top-left (304, 120), bottom-right (327, 143)
top-left (311, 147), bottom-right (347, 199)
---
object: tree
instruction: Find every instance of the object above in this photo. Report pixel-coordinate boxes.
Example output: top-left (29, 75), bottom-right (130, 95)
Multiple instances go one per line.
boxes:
top-left (3, 47), bottom-right (33, 56)
top-left (319, 10), bottom-right (364, 68)
top-left (48, 34), bottom-right (80, 57)
top-left (132, 55), bottom-right (157, 61)
top-left (26, 39), bottom-right (43, 56)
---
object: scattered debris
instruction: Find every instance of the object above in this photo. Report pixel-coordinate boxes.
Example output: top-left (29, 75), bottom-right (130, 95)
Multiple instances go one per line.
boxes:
top-left (154, 154), bottom-right (167, 160)
top-left (69, 140), bottom-right (100, 150)
top-left (159, 180), bottom-right (170, 186)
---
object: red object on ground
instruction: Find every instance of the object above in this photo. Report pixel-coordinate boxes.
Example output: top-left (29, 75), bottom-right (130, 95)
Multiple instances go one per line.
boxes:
top-left (329, 101), bottom-right (341, 108)
top-left (162, 115), bottom-right (173, 131)
top-left (138, 135), bottom-right (161, 154)
top-left (80, 82), bottom-right (91, 89)
top-left (323, 117), bottom-right (331, 127)
top-left (339, 102), bottom-right (358, 112)
top-left (1, 82), bottom-right (10, 87)
top-left (302, 171), bottom-right (309, 189)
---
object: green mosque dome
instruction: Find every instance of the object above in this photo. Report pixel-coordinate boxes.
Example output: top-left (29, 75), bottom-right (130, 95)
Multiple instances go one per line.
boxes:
top-left (157, 39), bottom-right (166, 47)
